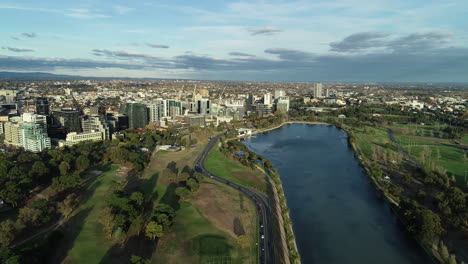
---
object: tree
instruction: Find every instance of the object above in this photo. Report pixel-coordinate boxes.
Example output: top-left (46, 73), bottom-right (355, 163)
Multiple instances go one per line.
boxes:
top-left (75, 155), bottom-right (90, 171)
top-left (145, 221), bottom-right (164, 240)
top-left (175, 187), bottom-right (190, 199)
top-left (17, 207), bottom-right (42, 227)
top-left (403, 205), bottom-right (444, 245)
top-left (237, 235), bottom-right (250, 249)
top-left (0, 220), bottom-right (16, 247)
top-left (59, 161), bottom-right (70, 176)
top-left (0, 181), bottom-right (23, 207)
top-left (130, 255), bottom-right (151, 264)
top-left (130, 192), bottom-right (144, 207)
top-left (30, 161), bottom-right (49, 180)
top-left (58, 193), bottom-right (79, 219)
top-left (186, 178), bottom-right (199, 192)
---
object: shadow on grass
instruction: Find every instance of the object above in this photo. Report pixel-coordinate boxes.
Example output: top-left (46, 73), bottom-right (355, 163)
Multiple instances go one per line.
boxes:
top-left (98, 234), bottom-right (159, 264)
top-left (140, 173), bottom-right (159, 201)
top-left (160, 183), bottom-right (180, 211)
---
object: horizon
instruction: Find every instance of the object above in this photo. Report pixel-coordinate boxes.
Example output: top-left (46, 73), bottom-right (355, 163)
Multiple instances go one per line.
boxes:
top-left (1, 0), bottom-right (468, 82)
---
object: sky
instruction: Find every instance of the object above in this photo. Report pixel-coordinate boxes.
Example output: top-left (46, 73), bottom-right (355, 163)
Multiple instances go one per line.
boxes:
top-left (1, 0), bottom-right (467, 82)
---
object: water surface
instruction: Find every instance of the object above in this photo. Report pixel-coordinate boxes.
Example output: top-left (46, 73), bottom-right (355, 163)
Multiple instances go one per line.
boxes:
top-left (242, 124), bottom-right (431, 264)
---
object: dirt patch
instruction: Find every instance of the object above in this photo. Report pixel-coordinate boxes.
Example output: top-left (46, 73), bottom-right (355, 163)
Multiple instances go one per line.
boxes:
top-left (116, 166), bottom-right (131, 177)
top-left (191, 181), bottom-right (254, 239)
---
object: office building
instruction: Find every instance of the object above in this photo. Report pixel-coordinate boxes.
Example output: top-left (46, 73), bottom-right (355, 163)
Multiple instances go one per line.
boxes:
top-left (184, 115), bottom-right (206, 127)
top-left (119, 102), bottom-right (148, 129)
top-left (314, 83), bottom-right (323, 98)
top-left (52, 109), bottom-right (82, 133)
top-left (19, 122), bottom-right (51, 153)
top-left (0, 122), bottom-right (4, 135)
top-left (35, 97), bottom-right (50, 115)
top-left (59, 131), bottom-right (103, 147)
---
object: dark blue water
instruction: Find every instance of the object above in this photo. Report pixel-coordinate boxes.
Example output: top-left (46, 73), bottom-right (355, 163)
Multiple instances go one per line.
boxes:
top-left (242, 124), bottom-right (431, 264)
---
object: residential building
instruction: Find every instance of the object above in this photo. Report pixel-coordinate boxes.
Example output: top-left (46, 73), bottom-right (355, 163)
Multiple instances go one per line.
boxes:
top-left (264, 92), bottom-right (272, 106)
top-left (19, 122), bottom-right (51, 152)
top-left (82, 115), bottom-right (110, 140)
top-left (4, 122), bottom-right (21, 146)
top-left (276, 96), bottom-right (290, 113)
top-left (274, 90), bottom-right (285, 99)
top-left (22, 113), bottom-right (47, 125)
top-left (314, 83), bottom-right (323, 98)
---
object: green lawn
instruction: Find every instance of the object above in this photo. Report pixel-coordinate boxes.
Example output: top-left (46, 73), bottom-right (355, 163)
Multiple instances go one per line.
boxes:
top-left (401, 144), bottom-right (467, 185)
top-left (350, 126), bottom-right (394, 159)
top-left (205, 148), bottom-right (266, 191)
top-left (153, 201), bottom-right (235, 263)
top-left (65, 164), bottom-right (122, 264)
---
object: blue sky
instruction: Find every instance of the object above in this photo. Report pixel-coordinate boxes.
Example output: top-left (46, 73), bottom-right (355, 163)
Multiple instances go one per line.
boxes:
top-left (1, 0), bottom-right (467, 82)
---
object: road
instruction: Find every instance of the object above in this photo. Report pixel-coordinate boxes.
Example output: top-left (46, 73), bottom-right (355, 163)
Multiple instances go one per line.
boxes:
top-left (194, 135), bottom-right (275, 264)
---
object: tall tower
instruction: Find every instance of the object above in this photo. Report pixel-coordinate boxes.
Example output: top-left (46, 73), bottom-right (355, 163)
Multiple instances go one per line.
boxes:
top-left (36, 97), bottom-right (50, 115)
top-left (314, 83), bottom-right (323, 98)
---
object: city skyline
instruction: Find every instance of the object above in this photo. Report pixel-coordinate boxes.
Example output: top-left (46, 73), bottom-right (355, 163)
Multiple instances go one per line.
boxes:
top-left (1, 0), bottom-right (468, 82)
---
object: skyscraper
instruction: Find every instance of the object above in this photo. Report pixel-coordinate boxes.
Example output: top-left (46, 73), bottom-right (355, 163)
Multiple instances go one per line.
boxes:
top-left (276, 96), bottom-right (290, 113)
top-left (120, 102), bottom-right (148, 129)
top-left (314, 83), bottom-right (323, 98)
top-left (35, 97), bottom-right (50, 115)
top-left (245, 92), bottom-right (254, 112)
top-left (264, 93), bottom-right (272, 105)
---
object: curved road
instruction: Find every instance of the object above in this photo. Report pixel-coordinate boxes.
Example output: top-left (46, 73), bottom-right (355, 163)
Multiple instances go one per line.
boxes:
top-left (194, 135), bottom-right (275, 264)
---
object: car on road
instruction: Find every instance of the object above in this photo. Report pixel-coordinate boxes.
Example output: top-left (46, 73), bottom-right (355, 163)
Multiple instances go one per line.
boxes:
top-left (261, 235), bottom-right (264, 239)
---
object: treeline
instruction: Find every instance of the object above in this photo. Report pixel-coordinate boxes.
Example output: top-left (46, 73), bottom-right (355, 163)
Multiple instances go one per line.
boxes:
top-left (0, 128), bottom-right (185, 263)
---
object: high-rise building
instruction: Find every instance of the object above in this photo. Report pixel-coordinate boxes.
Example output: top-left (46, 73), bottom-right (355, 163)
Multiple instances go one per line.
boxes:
top-left (0, 122), bottom-right (4, 135)
top-left (197, 99), bottom-right (211, 115)
top-left (4, 122), bottom-right (21, 146)
top-left (274, 90), bottom-right (285, 99)
top-left (325, 88), bottom-right (330, 98)
top-left (19, 122), bottom-right (51, 153)
top-left (264, 93), bottom-right (272, 105)
top-left (314, 83), bottom-right (323, 98)
top-left (82, 115), bottom-right (110, 140)
top-left (35, 97), bottom-right (50, 115)
top-left (52, 109), bottom-right (82, 133)
top-left (120, 102), bottom-right (148, 129)
top-left (276, 96), bottom-right (290, 113)
top-left (255, 104), bottom-right (272, 117)
top-left (245, 92), bottom-right (254, 112)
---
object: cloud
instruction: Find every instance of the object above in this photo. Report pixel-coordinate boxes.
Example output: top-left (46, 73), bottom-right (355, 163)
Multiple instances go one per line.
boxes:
top-left (66, 8), bottom-right (110, 19)
top-left (146, 43), bottom-right (170, 49)
top-left (264, 48), bottom-right (314, 61)
top-left (247, 27), bottom-right (282, 36)
top-left (2, 47), bottom-right (34, 52)
top-left (21, 32), bottom-right (37, 38)
top-left (229, 52), bottom-right (255, 57)
top-left (330, 32), bottom-right (389, 52)
top-left (330, 31), bottom-right (453, 53)
top-left (113, 5), bottom-right (134, 15)
top-left (11, 36), bottom-right (20, 40)
top-left (0, 4), bottom-right (109, 19)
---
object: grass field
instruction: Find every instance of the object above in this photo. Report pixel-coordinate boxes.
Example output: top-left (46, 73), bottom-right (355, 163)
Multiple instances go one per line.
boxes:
top-left (389, 124), bottom-right (467, 186)
top-left (349, 126), bottom-right (396, 159)
top-left (205, 148), bottom-right (267, 192)
top-left (153, 180), bottom-right (258, 264)
top-left (63, 164), bottom-right (123, 264)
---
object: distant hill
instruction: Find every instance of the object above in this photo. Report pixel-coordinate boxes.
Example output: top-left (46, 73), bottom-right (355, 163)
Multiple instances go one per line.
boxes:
top-left (0, 71), bottom-right (180, 81)
top-left (0, 72), bottom-right (82, 80)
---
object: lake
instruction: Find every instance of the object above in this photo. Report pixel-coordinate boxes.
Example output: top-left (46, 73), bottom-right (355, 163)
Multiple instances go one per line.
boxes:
top-left (242, 124), bottom-right (431, 264)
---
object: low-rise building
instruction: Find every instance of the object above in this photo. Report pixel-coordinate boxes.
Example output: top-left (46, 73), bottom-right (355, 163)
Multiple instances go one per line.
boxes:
top-left (59, 131), bottom-right (103, 147)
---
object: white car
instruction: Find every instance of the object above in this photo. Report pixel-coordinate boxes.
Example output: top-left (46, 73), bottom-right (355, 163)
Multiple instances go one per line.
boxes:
top-left (261, 235), bottom-right (264, 239)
